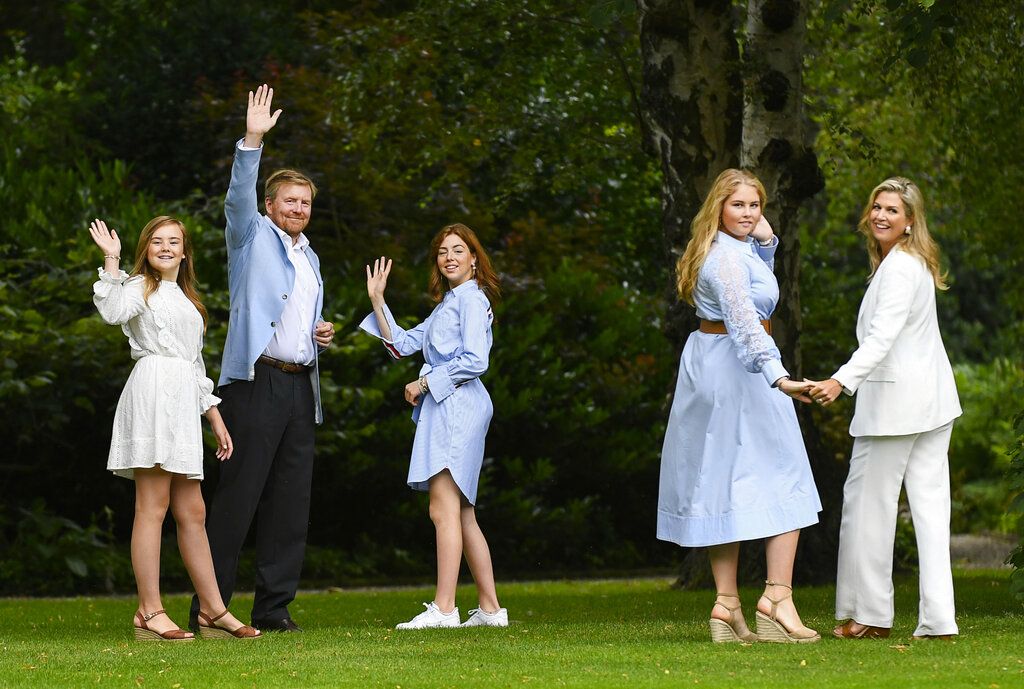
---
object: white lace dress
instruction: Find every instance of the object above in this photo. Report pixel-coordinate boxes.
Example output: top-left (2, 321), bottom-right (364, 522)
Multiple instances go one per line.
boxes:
top-left (93, 269), bottom-right (220, 480)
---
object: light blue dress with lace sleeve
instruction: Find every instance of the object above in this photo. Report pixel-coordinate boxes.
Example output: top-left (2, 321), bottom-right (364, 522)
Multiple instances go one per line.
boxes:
top-left (657, 232), bottom-right (821, 547)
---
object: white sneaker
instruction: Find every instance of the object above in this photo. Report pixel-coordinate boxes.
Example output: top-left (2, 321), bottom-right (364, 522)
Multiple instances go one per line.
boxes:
top-left (394, 602), bottom-right (460, 630)
top-left (461, 607), bottom-right (509, 627)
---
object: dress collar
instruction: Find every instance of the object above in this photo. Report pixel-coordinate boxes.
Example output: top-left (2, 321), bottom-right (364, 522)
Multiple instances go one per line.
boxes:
top-left (715, 230), bottom-right (757, 255)
top-left (445, 279), bottom-right (479, 299)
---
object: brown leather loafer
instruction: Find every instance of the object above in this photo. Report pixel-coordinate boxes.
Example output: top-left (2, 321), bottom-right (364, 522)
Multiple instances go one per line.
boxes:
top-left (832, 620), bottom-right (891, 639)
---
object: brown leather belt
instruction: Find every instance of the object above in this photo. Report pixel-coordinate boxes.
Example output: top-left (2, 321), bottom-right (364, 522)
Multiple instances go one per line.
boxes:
top-left (257, 354), bottom-right (312, 374)
top-left (699, 319), bottom-right (772, 336)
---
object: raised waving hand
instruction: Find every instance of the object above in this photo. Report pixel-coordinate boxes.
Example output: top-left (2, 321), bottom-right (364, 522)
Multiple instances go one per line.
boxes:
top-left (244, 84), bottom-right (283, 148)
top-left (366, 256), bottom-right (394, 343)
top-left (366, 256), bottom-right (393, 308)
top-left (88, 219), bottom-right (122, 273)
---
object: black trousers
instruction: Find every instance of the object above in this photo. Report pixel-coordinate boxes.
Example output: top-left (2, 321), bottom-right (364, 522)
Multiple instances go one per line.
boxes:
top-left (191, 361), bottom-right (316, 623)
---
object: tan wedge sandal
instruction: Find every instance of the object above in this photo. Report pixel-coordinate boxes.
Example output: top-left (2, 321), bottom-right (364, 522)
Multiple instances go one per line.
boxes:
top-left (709, 593), bottom-right (757, 643)
top-left (754, 581), bottom-right (820, 644)
top-left (197, 609), bottom-right (262, 639)
top-left (133, 609), bottom-right (193, 642)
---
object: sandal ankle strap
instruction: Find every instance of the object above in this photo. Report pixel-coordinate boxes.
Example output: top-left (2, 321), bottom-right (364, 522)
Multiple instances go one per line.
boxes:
top-left (764, 580), bottom-right (792, 590)
top-left (138, 609), bottom-right (167, 625)
top-left (713, 599), bottom-right (742, 614)
top-left (198, 609), bottom-right (230, 626)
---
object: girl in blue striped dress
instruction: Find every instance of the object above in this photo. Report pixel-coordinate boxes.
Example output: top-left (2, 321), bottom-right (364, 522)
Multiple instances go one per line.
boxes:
top-left (361, 223), bottom-right (507, 629)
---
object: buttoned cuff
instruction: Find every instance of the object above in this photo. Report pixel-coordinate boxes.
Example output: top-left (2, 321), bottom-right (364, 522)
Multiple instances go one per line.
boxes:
top-left (236, 138), bottom-right (263, 152)
top-left (426, 366), bottom-right (456, 403)
top-left (762, 358), bottom-right (789, 387)
top-left (358, 305), bottom-right (402, 359)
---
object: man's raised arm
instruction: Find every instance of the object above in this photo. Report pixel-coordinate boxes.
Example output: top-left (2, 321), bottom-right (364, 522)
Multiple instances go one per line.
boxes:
top-left (225, 84), bottom-right (283, 249)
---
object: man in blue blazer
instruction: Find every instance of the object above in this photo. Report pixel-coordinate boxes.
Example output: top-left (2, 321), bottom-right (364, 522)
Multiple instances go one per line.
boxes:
top-left (191, 84), bottom-right (334, 633)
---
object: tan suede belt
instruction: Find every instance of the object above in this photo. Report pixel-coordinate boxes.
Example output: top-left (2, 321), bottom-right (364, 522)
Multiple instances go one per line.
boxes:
top-left (699, 319), bottom-right (772, 336)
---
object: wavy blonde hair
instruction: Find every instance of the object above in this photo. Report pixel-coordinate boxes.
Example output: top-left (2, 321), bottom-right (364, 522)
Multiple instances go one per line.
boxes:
top-left (131, 216), bottom-right (208, 329)
top-left (859, 177), bottom-right (948, 290)
top-left (675, 169), bottom-right (766, 304)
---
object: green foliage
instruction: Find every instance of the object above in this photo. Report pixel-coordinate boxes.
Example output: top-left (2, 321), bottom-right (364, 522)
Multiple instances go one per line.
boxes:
top-left (949, 361), bottom-right (1024, 534)
top-left (1, 1), bottom-right (1020, 593)
top-left (804, 0), bottom-right (1024, 365)
top-left (0, 501), bottom-right (126, 595)
top-left (1006, 409), bottom-right (1024, 602)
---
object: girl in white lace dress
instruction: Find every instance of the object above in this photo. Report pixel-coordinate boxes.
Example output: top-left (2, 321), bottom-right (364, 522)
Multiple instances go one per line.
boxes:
top-left (90, 217), bottom-right (259, 641)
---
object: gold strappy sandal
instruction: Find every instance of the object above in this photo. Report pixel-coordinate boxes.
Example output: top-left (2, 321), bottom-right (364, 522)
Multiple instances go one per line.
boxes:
top-left (709, 593), bottom-right (757, 643)
top-left (755, 581), bottom-right (820, 644)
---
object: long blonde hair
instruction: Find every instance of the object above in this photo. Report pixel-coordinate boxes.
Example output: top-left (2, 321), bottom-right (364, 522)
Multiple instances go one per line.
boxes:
top-left (859, 177), bottom-right (948, 290)
top-left (130, 216), bottom-right (209, 329)
top-left (676, 169), bottom-right (766, 304)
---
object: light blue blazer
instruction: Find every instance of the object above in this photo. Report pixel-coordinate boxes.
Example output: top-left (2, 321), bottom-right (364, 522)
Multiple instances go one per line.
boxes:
top-left (219, 140), bottom-right (325, 424)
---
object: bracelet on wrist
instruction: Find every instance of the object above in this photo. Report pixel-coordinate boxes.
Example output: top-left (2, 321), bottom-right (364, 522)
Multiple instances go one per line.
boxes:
top-left (104, 254), bottom-right (121, 260)
top-left (757, 236), bottom-right (774, 247)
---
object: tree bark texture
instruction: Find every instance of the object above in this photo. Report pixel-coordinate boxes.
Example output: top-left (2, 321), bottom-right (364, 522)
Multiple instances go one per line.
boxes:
top-left (639, 0), bottom-right (835, 587)
top-left (637, 0), bottom-right (743, 346)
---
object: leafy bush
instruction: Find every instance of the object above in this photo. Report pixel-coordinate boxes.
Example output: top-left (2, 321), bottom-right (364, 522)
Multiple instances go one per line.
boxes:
top-left (0, 501), bottom-right (126, 595)
top-left (950, 360), bottom-right (1024, 534)
top-left (1006, 410), bottom-right (1024, 603)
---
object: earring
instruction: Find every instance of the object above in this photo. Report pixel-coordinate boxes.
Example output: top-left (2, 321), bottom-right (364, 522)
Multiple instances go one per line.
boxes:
top-left (904, 225), bottom-right (912, 235)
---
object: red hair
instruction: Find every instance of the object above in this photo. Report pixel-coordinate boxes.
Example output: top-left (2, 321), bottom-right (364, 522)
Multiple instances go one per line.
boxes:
top-left (428, 223), bottom-right (500, 304)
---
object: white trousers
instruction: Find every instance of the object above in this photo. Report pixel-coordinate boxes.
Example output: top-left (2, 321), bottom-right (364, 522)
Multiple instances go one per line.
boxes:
top-left (835, 421), bottom-right (958, 636)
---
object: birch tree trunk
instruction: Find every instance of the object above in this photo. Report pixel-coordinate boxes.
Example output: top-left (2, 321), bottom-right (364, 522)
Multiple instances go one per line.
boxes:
top-left (639, 0), bottom-right (835, 586)
top-left (742, 0), bottom-right (839, 579)
top-left (741, 0), bottom-right (823, 377)
top-left (637, 0), bottom-right (743, 345)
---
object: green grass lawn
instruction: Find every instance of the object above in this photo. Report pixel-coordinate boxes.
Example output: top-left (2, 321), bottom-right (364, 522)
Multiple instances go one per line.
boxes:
top-left (0, 570), bottom-right (1020, 688)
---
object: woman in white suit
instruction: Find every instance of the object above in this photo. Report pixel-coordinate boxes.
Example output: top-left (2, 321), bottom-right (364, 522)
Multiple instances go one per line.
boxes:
top-left (809, 177), bottom-right (962, 640)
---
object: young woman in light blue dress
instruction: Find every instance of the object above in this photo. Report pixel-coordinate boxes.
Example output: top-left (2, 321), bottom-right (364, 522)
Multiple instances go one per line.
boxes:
top-left (657, 169), bottom-right (822, 644)
top-left (361, 223), bottom-right (507, 629)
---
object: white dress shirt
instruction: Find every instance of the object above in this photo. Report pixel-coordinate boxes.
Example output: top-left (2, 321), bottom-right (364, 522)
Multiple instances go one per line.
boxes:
top-left (262, 228), bottom-right (319, 365)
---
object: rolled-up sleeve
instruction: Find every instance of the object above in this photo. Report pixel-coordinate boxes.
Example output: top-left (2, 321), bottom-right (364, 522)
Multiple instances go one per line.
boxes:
top-left (358, 303), bottom-right (426, 359)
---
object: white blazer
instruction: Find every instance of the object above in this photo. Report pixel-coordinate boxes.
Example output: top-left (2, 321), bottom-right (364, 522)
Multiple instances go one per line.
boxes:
top-left (833, 247), bottom-right (962, 437)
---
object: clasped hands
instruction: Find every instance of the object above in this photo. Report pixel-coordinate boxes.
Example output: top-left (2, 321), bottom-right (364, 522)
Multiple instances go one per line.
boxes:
top-left (777, 377), bottom-right (843, 406)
